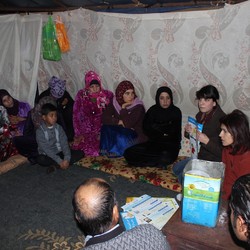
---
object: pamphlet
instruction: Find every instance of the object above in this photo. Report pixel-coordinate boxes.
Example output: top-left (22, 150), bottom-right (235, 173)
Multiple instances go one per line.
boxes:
top-left (120, 194), bottom-right (179, 230)
top-left (188, 116), bottom-right (203, 159)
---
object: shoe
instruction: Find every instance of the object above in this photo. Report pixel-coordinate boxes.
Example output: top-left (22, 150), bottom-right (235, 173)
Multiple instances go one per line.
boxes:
top-left (46, 166), bottom-right (56, 174)
top-left (28, 157), bottom-right (37, 165)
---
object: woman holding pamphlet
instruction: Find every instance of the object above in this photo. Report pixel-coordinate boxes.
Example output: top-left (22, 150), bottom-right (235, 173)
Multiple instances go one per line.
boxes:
top-left (173, 85), bottom-right (225, 183)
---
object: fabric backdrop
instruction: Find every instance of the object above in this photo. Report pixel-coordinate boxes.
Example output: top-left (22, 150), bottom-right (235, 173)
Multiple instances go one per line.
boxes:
top-left (0, 1), bottom-right (250, 117)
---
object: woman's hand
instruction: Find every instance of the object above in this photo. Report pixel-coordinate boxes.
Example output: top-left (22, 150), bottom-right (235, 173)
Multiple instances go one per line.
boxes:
top-left (118, 120), bottom-right (125, 127)
top-left (121, 101), bottom-right (133, 109)
top-left (73, 135), bottom-right (84, 145)
top-left (184, 124), bottom-right (192, 134)
top-left (9, 115), bottom-right (26, 124)
top-left (197, 131), bottom-right (209, 145)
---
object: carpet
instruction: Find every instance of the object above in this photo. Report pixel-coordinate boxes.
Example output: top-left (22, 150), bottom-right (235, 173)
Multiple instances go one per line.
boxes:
top-left (0, 162), bottom-right (178, 250)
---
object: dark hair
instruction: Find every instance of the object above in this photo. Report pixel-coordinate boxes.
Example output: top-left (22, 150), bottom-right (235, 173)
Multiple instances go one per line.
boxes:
top-left (89, 79), bottom-right (100, 86)
top-left (229, 174), bottom-right (250, 245)
top-left (72, 178), bottom-right (117, 236)
top-left (196, 85), bottom-right (220, 103)
top-left (41, 103), bottom-right (57, 116)
top-left (220, 109), bottom-right (250, 155)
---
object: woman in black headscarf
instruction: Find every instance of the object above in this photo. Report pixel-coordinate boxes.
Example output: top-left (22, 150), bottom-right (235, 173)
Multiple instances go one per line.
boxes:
top-left (124, 86), bottom-right (182, 168)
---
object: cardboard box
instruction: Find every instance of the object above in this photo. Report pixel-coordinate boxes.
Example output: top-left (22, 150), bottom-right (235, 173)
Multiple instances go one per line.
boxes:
top-left (181, 159), bottom-right (225, 227)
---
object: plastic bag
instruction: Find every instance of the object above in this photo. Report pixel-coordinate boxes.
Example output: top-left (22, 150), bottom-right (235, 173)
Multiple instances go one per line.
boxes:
top-left (55, 15), bottom-right (70, 53)
top-left (42, 16), bottom-right (61, 61)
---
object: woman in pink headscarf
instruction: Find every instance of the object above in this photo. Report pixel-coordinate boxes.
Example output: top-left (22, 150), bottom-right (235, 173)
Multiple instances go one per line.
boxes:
top-left (72, 71), bottom-right (113, 156)
top-left (100, 80), bottom-right (147, 157)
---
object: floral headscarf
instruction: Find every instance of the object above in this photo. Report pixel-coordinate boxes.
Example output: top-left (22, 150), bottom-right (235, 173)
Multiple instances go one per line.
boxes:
top-left (83, 71), bottom-right (110, 109)
top-left (115, 80), bottom-right (137, 106)
top-left (48, 76), bottom-right (66, 99)
top-left (113, 80), bottom-right (143, 114)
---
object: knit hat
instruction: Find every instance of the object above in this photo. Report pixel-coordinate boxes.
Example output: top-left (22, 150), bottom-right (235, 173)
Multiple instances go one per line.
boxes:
top-left (85, 71), bottom-right (101, 89)
top-left (48, 76), bottom-right (66, 99)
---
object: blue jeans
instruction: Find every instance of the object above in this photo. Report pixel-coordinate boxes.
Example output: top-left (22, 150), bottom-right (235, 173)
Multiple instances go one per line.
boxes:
top-left (172, 157), bottom-right (191, 184)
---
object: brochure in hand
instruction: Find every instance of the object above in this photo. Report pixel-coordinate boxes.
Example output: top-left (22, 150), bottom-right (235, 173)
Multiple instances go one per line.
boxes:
top-left (120, 194), bottom-right (179, 230)
top-left (188, 116), bottom-right (203, 159)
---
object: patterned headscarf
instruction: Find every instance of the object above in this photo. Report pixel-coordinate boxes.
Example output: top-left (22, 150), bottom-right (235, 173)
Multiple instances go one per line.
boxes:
top-left (84, 71), bottom-right (101, 89)
top-left (0, 89), bottom-right (19, 116)
top-left (83, 71), bottom-right (110, 109)
top-left (48, 76), bottom-right (66, 99)
top-left (115, 81), bottom-right (137, 106)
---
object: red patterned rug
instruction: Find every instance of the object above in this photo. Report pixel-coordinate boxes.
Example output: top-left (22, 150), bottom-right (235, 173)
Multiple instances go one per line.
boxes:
top-left (77, 155), bottom-right (186, 192)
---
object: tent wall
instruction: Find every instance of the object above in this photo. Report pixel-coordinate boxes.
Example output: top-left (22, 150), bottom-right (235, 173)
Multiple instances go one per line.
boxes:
top-left (0, 2), bottom-right (250, 117)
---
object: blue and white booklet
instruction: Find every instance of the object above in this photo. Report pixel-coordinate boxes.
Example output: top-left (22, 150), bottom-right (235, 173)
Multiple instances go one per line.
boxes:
top-left (188, 116), bottom-right (203, 159)
top-left (120, 194), bottom-right (179, 230)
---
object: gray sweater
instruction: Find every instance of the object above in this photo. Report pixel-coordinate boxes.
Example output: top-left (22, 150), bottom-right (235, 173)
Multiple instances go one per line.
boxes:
top-left (36, 122), bottom-right (71, 164)
top-left (84, 224), bottom-right (171, 250)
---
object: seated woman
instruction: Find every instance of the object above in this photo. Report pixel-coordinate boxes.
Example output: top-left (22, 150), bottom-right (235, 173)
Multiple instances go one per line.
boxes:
top-left (0, 89), bottom-right (31, 136)
top-left (37, 76), bottom-right (75, 142)
top-left (124, 86), bottom-right (182, 168)
top-left (100, 80), bottom-right (147, 157)
top-left (172, 85), bottom-right (225, 183)
top-left (219, 109), bottom-right (250, 200)
top-left (0, 105), bottom-right (18, 161)
top-left (72, 71), bottom-right (113, 156)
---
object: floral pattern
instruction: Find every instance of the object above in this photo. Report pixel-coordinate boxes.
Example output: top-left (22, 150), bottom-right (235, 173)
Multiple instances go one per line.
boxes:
top-left (77, 155), bottom-right (187, 192)
top-left (18, 229), bottom-right (85, 250)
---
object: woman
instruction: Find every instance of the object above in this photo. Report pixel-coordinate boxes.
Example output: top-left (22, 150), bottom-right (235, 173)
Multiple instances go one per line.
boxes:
top-left (173, 85), bottom-right (225, 183)
top-left (124, 86), bottom-right (182, 168)
top-left (219, 109), bottom-right (250, 200)
top-left (100, 80), bottom-right (147, 157)
top-left (72, 71), bottom-right (113, 156)
top-left (38, 76), bottom-right (75, 142)
top-left (0, 89), bottom-right (31, 136)
top-left (0, 105), bottom-right (18, 161)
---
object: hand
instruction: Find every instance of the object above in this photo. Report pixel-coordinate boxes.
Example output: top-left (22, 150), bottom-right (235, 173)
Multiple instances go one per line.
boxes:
top-left (60, 160), bottom-right (69, 169)
top-left (122, 101), bottom-right (133, 109)
top-left (184, 124), bottom-right (192, 134)
top-left (196, 131), bottom-right (209, 144)
top-left (61, 98), bottom-right (68, 106)
top-left (118, 120), bottom-right (125, 127)
top-left (73, 135), bottom-right (84, 145)
top-left (9, 115), bottom-right (26, 124)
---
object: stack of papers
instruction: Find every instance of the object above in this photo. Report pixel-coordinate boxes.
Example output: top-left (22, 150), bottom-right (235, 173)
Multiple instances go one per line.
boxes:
top-left (120, 194), bottom-right (179, 230)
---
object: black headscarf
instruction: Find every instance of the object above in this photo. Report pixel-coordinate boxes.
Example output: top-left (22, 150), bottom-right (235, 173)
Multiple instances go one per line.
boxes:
top-left (155, 86), bottom-right (173, 107)
top-left (0, 89), bottom-right (19, 116)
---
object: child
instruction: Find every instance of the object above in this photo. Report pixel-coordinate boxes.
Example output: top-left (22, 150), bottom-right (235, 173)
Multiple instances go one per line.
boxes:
top-left (36, 103), bottom-right (84, 173)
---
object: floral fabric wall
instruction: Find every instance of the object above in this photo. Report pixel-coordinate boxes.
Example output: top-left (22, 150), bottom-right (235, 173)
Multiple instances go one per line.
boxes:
top-left (0, 2), bottom-right (250, 118)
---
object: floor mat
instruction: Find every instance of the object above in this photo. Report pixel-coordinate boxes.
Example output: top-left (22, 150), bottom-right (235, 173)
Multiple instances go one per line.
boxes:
top-left (77, 156), bottom-right (186, 192)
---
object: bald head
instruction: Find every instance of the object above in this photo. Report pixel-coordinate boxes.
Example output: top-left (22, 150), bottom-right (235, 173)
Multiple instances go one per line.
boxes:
top-left (73, 178), bottom-right (118, 236)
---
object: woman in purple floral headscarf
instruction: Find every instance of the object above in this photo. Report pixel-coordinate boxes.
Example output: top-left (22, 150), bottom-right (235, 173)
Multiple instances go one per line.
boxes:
top-left (0, 89), bottom-right (31, 136)
top-left (72, 71), bottom-right (113, 156)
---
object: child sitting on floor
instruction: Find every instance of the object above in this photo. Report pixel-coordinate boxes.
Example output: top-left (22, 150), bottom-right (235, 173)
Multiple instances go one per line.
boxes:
top-left (36, 103), bottom-right (84, 173)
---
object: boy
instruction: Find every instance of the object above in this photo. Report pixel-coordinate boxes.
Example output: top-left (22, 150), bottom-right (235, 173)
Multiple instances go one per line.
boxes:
top-left (229, 174), bottom-right (250, 246)
top-left (36, 103), bottom-right (83, 173)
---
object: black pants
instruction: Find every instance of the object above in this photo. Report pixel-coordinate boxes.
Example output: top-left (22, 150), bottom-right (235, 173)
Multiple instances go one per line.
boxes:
top-left (124, 141), bottom-right (179, 168)
top-left (36, 150), bottom-right (84, 167)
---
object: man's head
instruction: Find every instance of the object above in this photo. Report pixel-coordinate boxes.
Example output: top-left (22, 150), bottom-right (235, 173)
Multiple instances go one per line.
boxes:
top-left (229, 174), bottom-right (250, 245)
top-left (73, 178), bottom-right (119, 236)
top-left (41, 103), bottom-right (57, 127)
